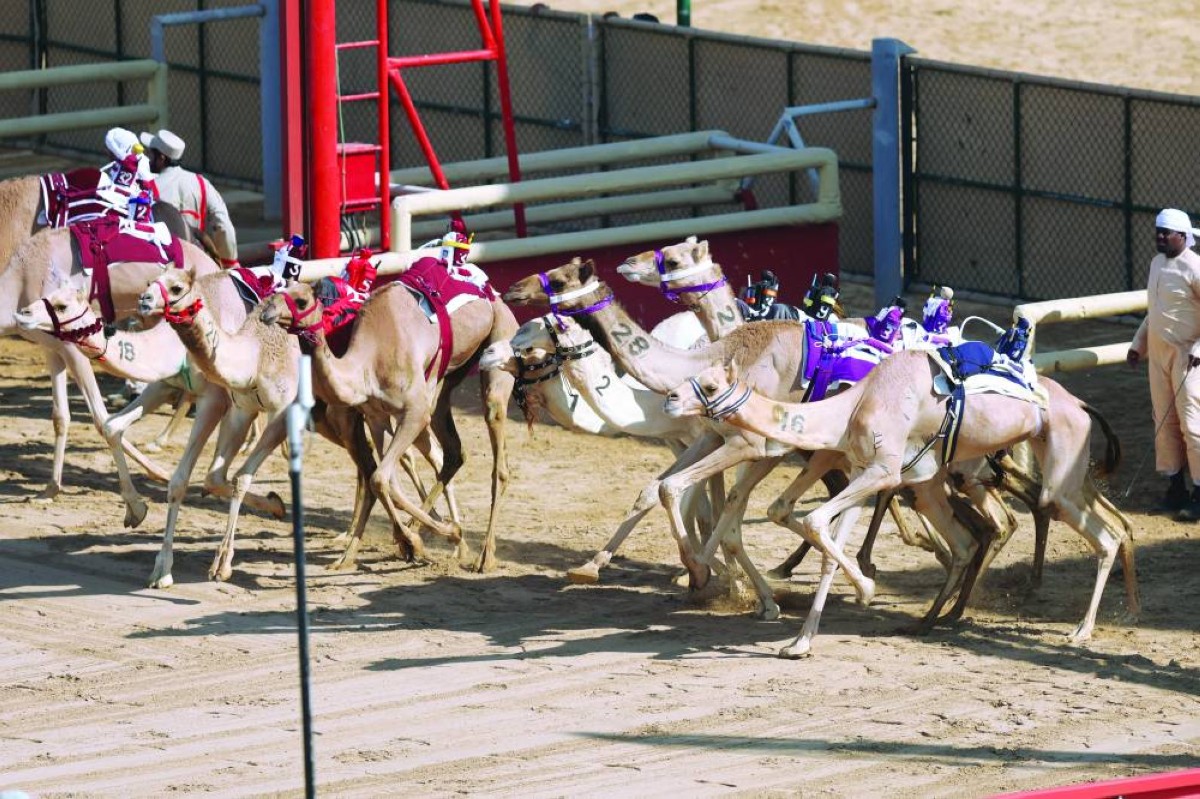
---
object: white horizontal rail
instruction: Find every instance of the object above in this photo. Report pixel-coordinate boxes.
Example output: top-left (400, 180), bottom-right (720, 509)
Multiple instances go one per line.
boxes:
top-left (389, 130), bottom-right (727, 186)
top-left (0, 60), bottom-right (168, 139)
top-left (392, 147), bottom-right (840, 260)
top-left (1014, 290), bottom-right (1147, 373)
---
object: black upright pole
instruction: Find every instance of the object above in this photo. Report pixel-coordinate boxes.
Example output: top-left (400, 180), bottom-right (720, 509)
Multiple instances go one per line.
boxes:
top-left (287, 355), bottom-right (317, 798)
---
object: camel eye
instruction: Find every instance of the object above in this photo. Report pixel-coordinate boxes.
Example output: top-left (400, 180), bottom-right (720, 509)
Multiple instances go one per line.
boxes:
top-left (548, 279), bottom-right (565, 292)
top-left (169, 284), bottom-right (183, 296)
top-left (703, 381), bottom-right (718, 395)
top-left (54, 303), bottom-right (66, 313)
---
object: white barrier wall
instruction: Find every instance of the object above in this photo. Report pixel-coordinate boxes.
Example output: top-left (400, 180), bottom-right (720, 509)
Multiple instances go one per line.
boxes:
top-left (1017, 291), bottom-right (1148, 374)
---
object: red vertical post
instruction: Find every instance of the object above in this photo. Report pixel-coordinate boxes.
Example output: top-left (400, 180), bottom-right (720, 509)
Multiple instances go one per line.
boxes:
top-left (306, 0), bottom-right (340, 258)
top-left (488, 0), bottom-right (526, 237)
top-left (279, 0), bottom-right (304, 238)
top-left (376, 0), bottom-right (391, 251)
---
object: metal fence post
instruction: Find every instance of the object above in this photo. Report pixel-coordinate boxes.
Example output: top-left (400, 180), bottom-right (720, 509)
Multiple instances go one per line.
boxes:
top-left (871, 37), bottom-right (915, 310)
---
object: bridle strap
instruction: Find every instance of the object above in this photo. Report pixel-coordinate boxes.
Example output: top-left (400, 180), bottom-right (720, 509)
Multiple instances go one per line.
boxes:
top-left (41, 298), bottom-right (104, 343)
top-left (282, 292), bottom-right (323, 334)
top-left (654, 249), bottom-right (729, 304)
top-left (162, 290), bottom-right (205, 325)
top-left (538, 272), bottom-right (614, 330)
top-left (691, 377), bottom-right (753, 421)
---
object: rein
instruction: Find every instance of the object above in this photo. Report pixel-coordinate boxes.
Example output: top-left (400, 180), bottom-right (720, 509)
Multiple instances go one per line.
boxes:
top-left (654, 249), bottom-right (728, 303)
top-left (538, 272), bottom-right (614, 330)
top-left (691, 377), bottom-right (752, 421)
top-left (40, 298), bottom-right (105, 345)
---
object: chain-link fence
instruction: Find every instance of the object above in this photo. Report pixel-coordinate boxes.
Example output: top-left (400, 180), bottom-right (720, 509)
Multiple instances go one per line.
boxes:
top-left (908, 59), bottom-right (1200, 299)
top-left (0, 0), bottom-right (262, 187)
top-left (3, 1), bottom-right (1199, 301)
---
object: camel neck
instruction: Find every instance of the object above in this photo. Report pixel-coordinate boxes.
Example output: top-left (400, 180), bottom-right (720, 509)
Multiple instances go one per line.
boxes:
top-left (82, 320), bottom-right (190, 385)
top-left (574, 296), bottom-right (727, 395)
top-left (680, 271), bottom-right (742, 341)
top-left (304, 328), bottom-right (369, 408)
top-left (169, 293), bottom-right (261, 392)
top-left (726, 384), bottom-right (860, 452)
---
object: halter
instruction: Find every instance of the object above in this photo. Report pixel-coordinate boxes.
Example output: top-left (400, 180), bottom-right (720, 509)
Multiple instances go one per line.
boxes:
top-left (153, 280), bottom-right (205, 325)
top-left (654, 249), bottom-right (728, 304)
top-left (538, 272), bottom-right (614, 330)
top-left (513, 316), bottom-right (599, 406)
top-left (690, 377), bottom-right (752, 421)
top-left (39, 298), bottom-right (104, 345)
top-left (280, 292), bottom-right (324, 335)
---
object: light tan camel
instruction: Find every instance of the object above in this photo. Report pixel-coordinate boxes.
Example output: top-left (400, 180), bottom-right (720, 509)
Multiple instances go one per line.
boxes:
top-left (0, 224), bottom-right (218, 498)
top-left (14, 283), bottom-right (215, 528)
top-left (259, 275), bottom-right (518, 572)
top-left (663, 359), bottom-right (1139, 656)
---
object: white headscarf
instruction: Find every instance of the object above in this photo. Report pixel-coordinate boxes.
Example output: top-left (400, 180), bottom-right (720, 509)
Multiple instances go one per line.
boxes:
top-left (1156, 208), bottom-right (1199, 249)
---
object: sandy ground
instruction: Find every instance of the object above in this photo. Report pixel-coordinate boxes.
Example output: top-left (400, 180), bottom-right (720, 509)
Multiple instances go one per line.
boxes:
top-left (522, 0), bottom-right (1200, 97)
top-left (1, 276), bottom-right (1198, 797)
top-left (2, 6), bottom-right (1199, 797)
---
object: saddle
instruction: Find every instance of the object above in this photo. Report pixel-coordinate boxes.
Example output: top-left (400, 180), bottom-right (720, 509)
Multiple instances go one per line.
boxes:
top-left (397, 256), bottom-right (497, 381)
top-left (71, 217), bottom-right (184, 324)
top-left (229, 266), bottom-right (286, 311)
top-left (799, 320), bottom-right (890, 402)
top-left (39, 167), bottom-right (151, 228)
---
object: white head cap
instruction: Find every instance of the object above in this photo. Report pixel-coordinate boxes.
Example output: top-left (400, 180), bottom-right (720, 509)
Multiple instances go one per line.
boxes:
top-left (138, 129), bottom-right (186, 161)
top-left (1156, 208), bottom-right (1198, 249)
top-left (104, 127), bottom-right (140, 160)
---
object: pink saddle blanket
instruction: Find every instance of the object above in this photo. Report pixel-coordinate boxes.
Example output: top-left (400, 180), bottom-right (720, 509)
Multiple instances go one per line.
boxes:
top-left (39, 168), bottom-right (123, 228)
top-left (71, 217), bottom-right (184, 324)
top-left (393, 257), bottom-right (497, 381)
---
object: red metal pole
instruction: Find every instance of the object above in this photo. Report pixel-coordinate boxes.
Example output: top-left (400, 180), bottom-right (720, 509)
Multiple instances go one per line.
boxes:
top-left (279, 0), bottom-right (304, 240)
top-left (376, 0), bottom-right (391, 251)
top-left (306, 0), bottom-right (339, 257)
top-left (389, 70), bottom-right (452, 192)
top-left (488, 0), bottom-right (526, 237)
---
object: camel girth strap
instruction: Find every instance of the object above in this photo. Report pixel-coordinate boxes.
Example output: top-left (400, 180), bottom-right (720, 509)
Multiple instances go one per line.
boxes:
top-left (901, 383), bottom-right (966, 474)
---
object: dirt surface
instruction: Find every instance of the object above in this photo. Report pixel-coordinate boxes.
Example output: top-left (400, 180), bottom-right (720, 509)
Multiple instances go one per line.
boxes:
top-left (1, 277), bottom-right (1197, 798)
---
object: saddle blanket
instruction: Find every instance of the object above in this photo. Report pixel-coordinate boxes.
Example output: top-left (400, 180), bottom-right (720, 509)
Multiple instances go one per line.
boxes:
top-left (71, 217), bottom-right (181, 275)
top-left (229, 266), bottom-right (287, 310)
top-left (397, 255), bottom-right (497, 321)
top-left (928, 341), bottom-right (1047, 409)
top-left (39, 168), bottom-right (150, 228)
top-left (801, 319), bottom-right (890, 402)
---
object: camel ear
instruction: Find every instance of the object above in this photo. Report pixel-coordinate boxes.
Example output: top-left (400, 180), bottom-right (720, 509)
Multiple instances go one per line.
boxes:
top-left (696, 239), bottom-right (709, 261)
top-left (724, 359), bottom-right (739, 384)
top-left (578, 259), bottom-right (595, 283)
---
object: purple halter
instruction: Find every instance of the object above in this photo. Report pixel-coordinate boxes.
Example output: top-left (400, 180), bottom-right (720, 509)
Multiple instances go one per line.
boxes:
top-left (654, 249), bottom-right (728, 303)
top-left (538, 271), bottom-right (614, 330)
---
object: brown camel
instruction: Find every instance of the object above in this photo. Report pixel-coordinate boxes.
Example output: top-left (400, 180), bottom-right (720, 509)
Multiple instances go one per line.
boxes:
top-left (663, 359), bottom-right (1139, 656)
top-left (0, 224), bottom-right (218, 498)
top-left (259, 275), bottom-right (518, 573)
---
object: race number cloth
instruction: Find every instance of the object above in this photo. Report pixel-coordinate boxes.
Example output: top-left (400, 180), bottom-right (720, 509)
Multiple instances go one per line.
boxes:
top-left (71, 217), bottom-right (183, 324)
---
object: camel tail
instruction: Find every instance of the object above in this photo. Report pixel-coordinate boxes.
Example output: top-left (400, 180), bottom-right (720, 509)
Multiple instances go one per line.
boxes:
top-left (1083, 403), bottom-right (1121, 476)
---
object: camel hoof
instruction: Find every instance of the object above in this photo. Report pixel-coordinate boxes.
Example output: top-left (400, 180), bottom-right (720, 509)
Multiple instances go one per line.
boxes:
top-left (566, 564), bottom-right (601, 584)
top-left (756, 603), bottom-right (781, 621)
top-left (124, 498), bottom-right (149, 529)
top-left (689, 574), bottom-right (725, 605)
top-left (208, 564), bottom-right (233, 583)
top-left (472, 554), bottom-right (496, 574)
top-left (1067, 625), bottom-right (1093, 643)
top-left (266, 492), bottom-right (287, 520)
top-left (330, 531), bottom-right (352, 546)
top-left (328, 555), bottom-right (358, 572)
top-left (766, 565), bottom-right (793, 580)
top-left (856, 576), bottom-right (876, 606)
top-left (142, 441), bottom-right (164, 454)
top-left (859, 561), bottom-right (878, 580)
top-left (31, 483), bottom-right (62, 504)
top-left (778, 641), bottom-right (812, 659)
top-left (149, 573), bottom-right (174, 590)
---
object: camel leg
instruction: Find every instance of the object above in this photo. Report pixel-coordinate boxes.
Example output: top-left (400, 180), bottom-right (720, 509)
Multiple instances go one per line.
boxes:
top-left (566, 430), bottom-right (724, 585)
top-left (693, 455), bottom-right (783, 618)
top-left (904, 479), bottom-right (980, 634)
top-left (310, 405), bottom-right (384, 571)
top-left (36, 349), bottom-right (70, 501)
top-left (201, 408), bottom-right (286, 520)
top-left (853, 490), bottom-right (896, 580)
top-left (769, 460), bottom-right (879, 603)
top-left (148, 387), bottom-right (230, 588)
top-left (371, 407), bottom-right (464, 565)
top-left (765, 462), bottom-right (828, 579)
top-left (778, 504), bottom-right (865, 659)
top-left (144, 392), bottom-right (190, 453)
top-left (473, 364), bottom-right (513, 573)
top-left (210, 412), bottom-right (290, 582)
top-left (102, 380), bottom-right (182, 528)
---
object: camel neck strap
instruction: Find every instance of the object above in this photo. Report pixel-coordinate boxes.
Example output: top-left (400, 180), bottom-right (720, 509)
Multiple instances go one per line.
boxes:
top-left (655, 249), bottom-right (728, 303)
top-left (691, 377), bottom-right (752, 421)
top-left (163, 292), bottom-right (204, 325)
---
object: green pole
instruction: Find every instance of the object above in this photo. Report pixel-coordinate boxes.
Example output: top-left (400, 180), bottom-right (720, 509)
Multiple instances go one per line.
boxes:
top-left (677, 0), bottom-right (690, 26)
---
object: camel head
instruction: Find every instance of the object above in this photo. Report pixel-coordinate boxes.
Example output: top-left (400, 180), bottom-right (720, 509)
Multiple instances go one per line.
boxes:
top-left (260, 280), bottom-right (321, 334)
top-left (479, 339), bottom-right (518, 375)
top-left (15, 284), bottom-right (91, 333)
top-left (502, 257), bottom-right (604, 311)
top-left (663, 362), bottom-right (742, 419)
top-left (616, 236), bottom-right (714, 299)
top-left (140, 263), bottom-right (199, 319)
